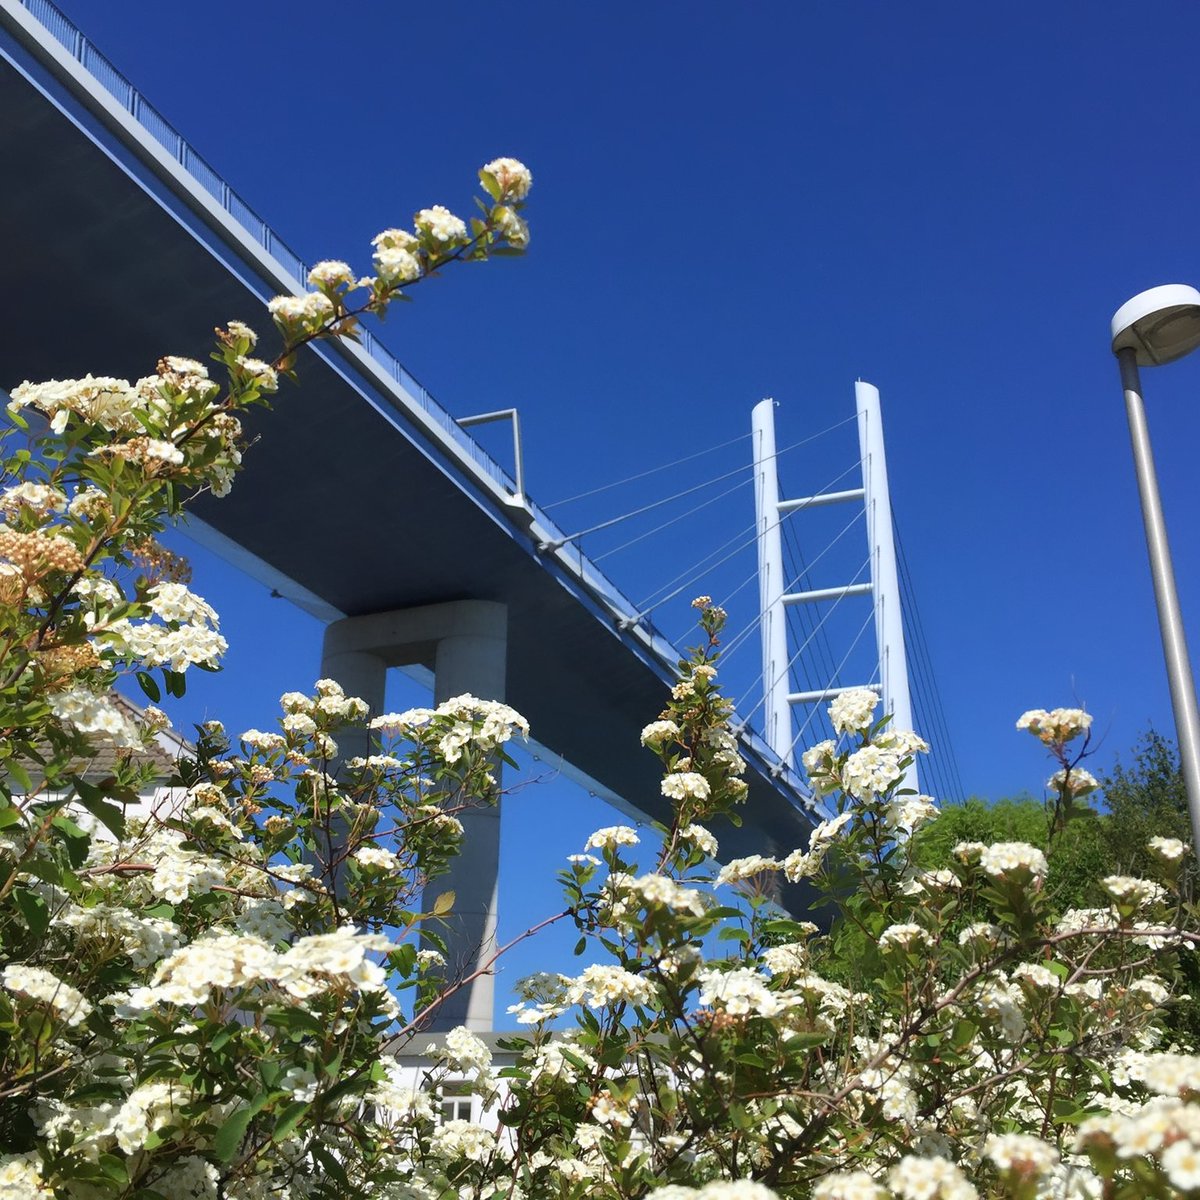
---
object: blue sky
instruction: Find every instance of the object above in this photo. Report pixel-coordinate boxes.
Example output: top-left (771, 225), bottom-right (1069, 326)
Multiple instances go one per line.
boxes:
top-left (35, 1), bottom-right (1200, 1008)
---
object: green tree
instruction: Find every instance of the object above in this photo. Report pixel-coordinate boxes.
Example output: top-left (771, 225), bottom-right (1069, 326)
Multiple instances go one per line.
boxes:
top-left (911, 796), bottom-right (1111, 913)
top-left (1102, 728), bottom-right (1192, 881)
top-left (1101, 729), bottom-right (1199, 1043)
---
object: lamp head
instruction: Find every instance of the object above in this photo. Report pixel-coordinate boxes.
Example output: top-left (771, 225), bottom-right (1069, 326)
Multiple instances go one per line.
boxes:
top-left (1112, 284), bottom-right (1200, 366)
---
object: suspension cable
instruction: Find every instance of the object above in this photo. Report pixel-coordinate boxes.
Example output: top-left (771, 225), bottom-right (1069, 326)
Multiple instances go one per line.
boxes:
top-left (548, 415), bottom-right (859, 547)
top-left (785, 607), bottom-right (877, 763)
top-left (594, 475), bottom-right (753, 563)
top-left (543, 431), bottom-right (752, 510)
top-left (636, 461), bottom-right (863, 615)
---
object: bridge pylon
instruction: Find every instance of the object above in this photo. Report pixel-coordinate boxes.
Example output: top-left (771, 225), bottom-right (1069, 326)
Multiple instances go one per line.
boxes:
top-left (752, 383), bottom-right (917, 789)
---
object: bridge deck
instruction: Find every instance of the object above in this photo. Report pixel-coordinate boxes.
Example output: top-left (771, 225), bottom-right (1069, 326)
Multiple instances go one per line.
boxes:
top-left (0, 0), bottom-right (823, 873)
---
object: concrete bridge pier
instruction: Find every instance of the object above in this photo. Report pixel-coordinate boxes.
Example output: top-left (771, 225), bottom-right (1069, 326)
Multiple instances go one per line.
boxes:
top-left (320, 600), bottom-right (508, 1032)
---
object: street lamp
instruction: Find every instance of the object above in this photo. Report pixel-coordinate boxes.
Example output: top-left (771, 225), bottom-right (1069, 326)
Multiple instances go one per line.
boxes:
top-left (1111, 284), bottom-right (1200, 853)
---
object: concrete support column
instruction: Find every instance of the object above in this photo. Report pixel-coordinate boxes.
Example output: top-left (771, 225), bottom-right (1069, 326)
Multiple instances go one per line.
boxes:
top-left (319, 601), bottom-right (508, 1032)
top-left (318, 649), bottom-right (388, 766)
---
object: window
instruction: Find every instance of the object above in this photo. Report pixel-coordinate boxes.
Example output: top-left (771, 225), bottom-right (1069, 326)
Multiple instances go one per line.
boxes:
top-left (438, 1080), bottom-right (476, 1124)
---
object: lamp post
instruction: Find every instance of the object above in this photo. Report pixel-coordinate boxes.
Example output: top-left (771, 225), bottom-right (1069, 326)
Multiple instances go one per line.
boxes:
top-left (1111, 284), bottom-right (1200, 853)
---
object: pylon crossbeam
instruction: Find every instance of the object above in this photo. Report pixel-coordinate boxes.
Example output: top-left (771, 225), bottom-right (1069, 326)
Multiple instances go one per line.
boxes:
top-left (783, 583), bottom-right (874, 606)
top-left (777, 487), bottom-right (865, 514)
top-left (787, 683), bottom-right (881, 705)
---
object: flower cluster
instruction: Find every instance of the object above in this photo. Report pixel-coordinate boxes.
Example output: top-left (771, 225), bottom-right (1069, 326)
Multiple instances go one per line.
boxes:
top-left (0, 159), bottom-right (536, 1200)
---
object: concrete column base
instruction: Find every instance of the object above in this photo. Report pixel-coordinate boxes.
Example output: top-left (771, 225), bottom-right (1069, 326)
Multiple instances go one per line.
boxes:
top-left (320, 600), bottom-right (507, 1032)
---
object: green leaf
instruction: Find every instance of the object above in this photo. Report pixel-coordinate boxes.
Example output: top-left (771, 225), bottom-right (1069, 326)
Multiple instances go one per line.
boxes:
top-left (782, 1030), bottom-right (831, 1050)
top-left (212, 1102), bottom-right (256, 1163)
top-left (312, 1142), bottom-right (349, 1187)
top-left (13, 887), bottom-right (48, 939)
top-left (478, 169), bottom-right (502, 201)
top-left (271, 1100), bottom-right (309, 1143)
top-left (73, 778), bottom-right (125, 839)
top-left (136, 671), bottom-right (161, 703)
top-left (5, 760), bottom-right (32, 795)
top-left (97, 1155), bottom-right (129, 1186)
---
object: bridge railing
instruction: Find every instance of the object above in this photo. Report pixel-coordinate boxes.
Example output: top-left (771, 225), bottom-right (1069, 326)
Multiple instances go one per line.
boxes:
top-left (16, 0), bottom-right (526, 502)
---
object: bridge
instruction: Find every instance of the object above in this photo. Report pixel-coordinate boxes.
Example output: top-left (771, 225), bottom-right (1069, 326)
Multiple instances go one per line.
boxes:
top-left (0, 0), bottom-right (853, 1026)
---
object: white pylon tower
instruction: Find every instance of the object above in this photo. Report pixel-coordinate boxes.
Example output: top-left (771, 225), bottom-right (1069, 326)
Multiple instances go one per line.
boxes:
top-left (752, 383), bottom-right (917, 789)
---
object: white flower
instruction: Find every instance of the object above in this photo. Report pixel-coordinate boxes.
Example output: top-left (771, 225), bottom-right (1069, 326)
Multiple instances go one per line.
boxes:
top-left (958, 921), bottom-right (1002, 949)
top-left (354, 846), bottom-right (399, 871)
top-left (240, 729), bottom-right (287, 752)
top-left (887, 1154), bottom-right (977, 1200)
top-left (698, 966), bottom-right (786, 1018)
top-left (583, 825), bottom-right (640, 851)
top-left (661, 771), bottom-right (710, 802)
top-left (813, 1172), bottom-right (885, 1200)
top-left (591, 1093), bottom-right (636, 1127)
top-left (979, 841), bottom-right (1048, 885)
top-left (307, 260), bottom-right (355, 290)
top-left (431, 1026), bottom-right (493, 1076)
top-left (2, 965), bottom-right (91, 1026)
top-left (1148, 835), bottom-right (1188, 863)
top-left (802, 739), bottom-right (839, 793)
top-left (762, 942), bottom-right (810, 976)
top-left (1016, 706), bottom-right (1092, 745)
top-left (1102, 875), bottom-right (1166, 908)
top-left (697, 1186), bottom-right (780, 1200)
top-left (564, 964), bottom-right (653, 1008)
top-left (0, 482), bottom-right (66, 517)
top-left (879, 923), bottom-right (932, 951)
top-left (1048, 767), bottom-right (1099, 797)
top-left (1162, 1140), bottom-right (1200, 1191)
top-left (374, 245), bottom-right (423, 285)
top-left (626, 873), bottom-right (706, 916)
top-left (283, 712), bottom-right (318, 738)
top-left (828, 688), bottom-right (879, 734)
top-left (415, 205), bottom-right (468, 245)
top-left (267, 291), bottom-right (335, 327)
top-left (810, 810), bottom-right (854, 847)
top-left (680, 822), bottom-right (718, 856)
top-left (494, 205), bottom-right (530, 248)
top-left (224, 319), bottom-right (257, 347)
top-left (482, 157), bottom-right (533, 200)
top-left (977, 975), bottom-right (1027, 1042)
top-left (782, 847), bottom-right (820, 881)
top-left (640, 719), bottom-right (680, 748)
top-left (0, 1153), bottom-right (54, 1197)
top-left (886, 794), bottom-right (939, 833)
top-left (1139, 1052), bottom-right (1200, 1096)
top-left (1011, 962), bottom-right (1059, 992)
top-left (841, 744), bottom-right (904, 799)
top-left (370, 706), bottom-right (435, 732)
top-left (1128, 976), bottom-right (1171, 1009)
top-left (985, 1133), bottom-right (1059, 1176)
top-left (236, 356), bottom-right (279, 392)
top-left (49, 688), bottom-right (142, 749)
top-left (146, 581), bottom-right (218, 626)
top-left (428, 1118), bottom-right (495, 1162)
top-left (716, 854), bottom-right (781, 886)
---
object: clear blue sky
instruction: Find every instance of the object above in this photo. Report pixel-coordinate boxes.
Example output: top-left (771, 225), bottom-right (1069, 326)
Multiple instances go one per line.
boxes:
top-left (39, 0), bottom-right (1200, 1006)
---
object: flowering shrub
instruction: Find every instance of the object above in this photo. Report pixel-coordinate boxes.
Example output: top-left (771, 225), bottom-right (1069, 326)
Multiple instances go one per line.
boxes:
top-left (0, 161), bottom-right (537, 1197)
top-left (2, 157), bottom-right (1200, 1199)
